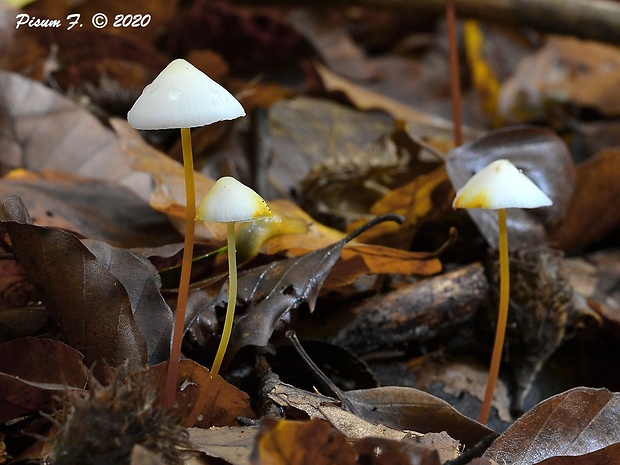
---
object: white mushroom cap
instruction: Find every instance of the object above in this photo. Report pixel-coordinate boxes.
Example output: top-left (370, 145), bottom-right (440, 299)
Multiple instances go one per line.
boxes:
top-left (453, 159), bottom-right (553, 210)
top-left (196, 176), bottom-right (272, 223)
top-left (127, 59), bottom-right (245, 130)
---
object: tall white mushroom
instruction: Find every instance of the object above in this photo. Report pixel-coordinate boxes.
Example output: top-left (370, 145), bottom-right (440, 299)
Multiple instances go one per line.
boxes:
top-left (127, 59), bottom-right (245, 407)
top-left (195, 176), bottom-right (272, 376)
top-left (453, 159), bottom-right (552, 424)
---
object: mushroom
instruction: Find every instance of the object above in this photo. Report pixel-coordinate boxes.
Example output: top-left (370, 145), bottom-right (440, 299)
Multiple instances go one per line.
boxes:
top-left (453, 159), bottom-right (552, 424)
top-left (127, 59), bottom-right (245, 407)
top-left (195, 176), bottom-right (272, 376)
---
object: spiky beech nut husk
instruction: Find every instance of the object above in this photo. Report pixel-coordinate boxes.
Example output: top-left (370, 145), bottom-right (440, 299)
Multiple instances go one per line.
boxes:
top-left (52, 369), bottom-right (190, 465)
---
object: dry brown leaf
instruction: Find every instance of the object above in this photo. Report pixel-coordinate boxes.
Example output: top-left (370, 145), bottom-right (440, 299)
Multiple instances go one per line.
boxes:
top-left (287, 9), bottom-right (378, 81)
top-left (344, 165), bottom-right (450, 242)
top-left (0, 196), bottom-right (148, 370)
top-left (446, 126), bottom-right (575, 249)
top-left (262, 234), bottom-right (440, 290)
top-left (251, 418), bottom-right (358, 465)
top-left (268, 96), bottom-right (395, 200)
top-left (258, 201), bottom-right (441, 285)
top-left (1, 169), bottom-right (180, 248)
top-left (0, 71), bottom-right (135, 186)
top-left (538, 443), bottom-right (620, 465)
top-left (188, 426), bottom-right (258, 465)
top-left (315, 63), bottom-right (477, 141)
top-left (549, 149), bottom-right (620, 251)
top-left (146, 360), bottom-right (255, 429)
top-left (500, 36), bottom-right (620, 120)
top-left (0, 337), bottom-right (88, 422)
top-left (484, 387), bottom-right (620, 465)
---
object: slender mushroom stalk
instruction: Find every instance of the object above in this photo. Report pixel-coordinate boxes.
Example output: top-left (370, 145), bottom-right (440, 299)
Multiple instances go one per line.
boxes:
top-left (445, 0), bottom-right (463, 147)
top-left (127, 59), bottom-right (245, 408)
top-left (453, 159), bottom-right (552, 424)
top-left (195, 176), bottom-right (272, 376)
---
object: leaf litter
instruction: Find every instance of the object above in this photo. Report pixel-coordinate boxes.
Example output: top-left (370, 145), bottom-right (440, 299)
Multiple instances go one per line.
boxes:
top-left (1, 1), bottom-right (620, 464)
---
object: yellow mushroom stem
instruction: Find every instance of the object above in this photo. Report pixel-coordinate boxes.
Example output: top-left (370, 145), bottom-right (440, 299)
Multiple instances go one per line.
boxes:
top-left (211, 222), bottom-right (238, 377)
top-left (479, 207), bottom-right (510, 424)
top-left (164, 127), bottom-right (196, 408)
top-left (185, 222), bottom-right (238, 427)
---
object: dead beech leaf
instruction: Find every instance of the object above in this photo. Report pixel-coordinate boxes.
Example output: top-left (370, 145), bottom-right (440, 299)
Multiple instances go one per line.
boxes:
top-left (500, 36), bottom-right (620, 120)
top-left (446, 125), bottom-right (575, 249)
top-left (548, 149), bottom-right (620, 251)
top-left (251, 418), bottom-right (358, 465)
top-left (195, 216), bottom-right (406, 368)
top-left (287, 9), bottom-right (378, 81)
top-left (268, 96), bottom-right (394, 200)
top-left (82, 240), bottom-right (173, 365)
top-left (483, 387), bottom-right (620, 465)
top-left (146, 360), bottom-right (255, 428)
top-left (346, 164), bottom-right (451, 242)
top-left (0, 337), bottom-right (88, 422)
top-left (262, 234), bottom-right (440, 290)
top-left (0, 170), bottom-right (180, 248)
top-left (314, 63), bottom-right (474, 140)
top-left (537, 443), bottom-right (620, 465)
top-left (0, 196), bottom-right (147, 370)
top-left (342, 386), bottom-right (493, 449)
top-left (0, 374), bottom-right (75, 423)
top-left (353, 437), bottom-right (442, 465)
top-left (188, 426), bottom-right (259, 465)
top-left (0, 71), bottom-right (138, 191)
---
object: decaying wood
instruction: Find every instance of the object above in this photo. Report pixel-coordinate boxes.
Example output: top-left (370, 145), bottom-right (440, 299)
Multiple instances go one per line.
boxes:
top-left (235, 0), bottom-right (620, 46)
top-left (329, 262), bottom-right (488, 353)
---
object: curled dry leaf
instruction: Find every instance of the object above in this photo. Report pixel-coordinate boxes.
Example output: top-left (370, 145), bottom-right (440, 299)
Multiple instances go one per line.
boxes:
top-left (0, 196), bottom-right (147, 370)
top-left (0, 337), bottom-right (88, 422)
top-left (446, 125), bottom-right (575, 249)
top-left (347, 164), bottom-right (452, 242)
top-left (483, 387), bottom-right (620, 465)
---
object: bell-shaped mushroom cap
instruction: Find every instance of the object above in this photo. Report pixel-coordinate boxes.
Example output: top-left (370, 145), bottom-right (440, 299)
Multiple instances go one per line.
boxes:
top-left (196, 176), bottom-right (272, 223)
top-left (453, 159), bottom-right (553, 210)
top-left (127, 59), bottom-right (245, 130)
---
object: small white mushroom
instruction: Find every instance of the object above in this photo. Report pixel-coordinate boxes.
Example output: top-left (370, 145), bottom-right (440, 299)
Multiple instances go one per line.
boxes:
top-left (128, 58), bottom-right (245, 129)
top-left (196, 177), bottom-right (271, 377)
top-left (196, 176), bottom-right (271, 223)
top-left (453, 159), bottom-right (552, 210)
top-left (452, 158), bottom-right (552, 424)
